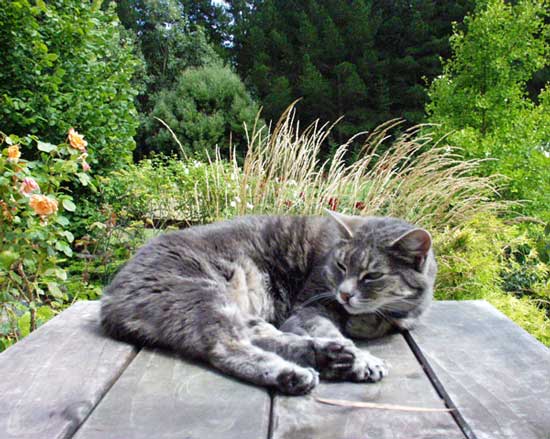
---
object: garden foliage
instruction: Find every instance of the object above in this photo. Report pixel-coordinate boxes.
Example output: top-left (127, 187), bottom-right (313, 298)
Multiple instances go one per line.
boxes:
top-left (436, 215), bottom-right (550, 344)
top-left (0, 130), bottom-right (93, 350)
top-left (0, 0), bottom-right (143, 172)
top-left (1, 0), bottom-right (549, 351)
top-left (143, 65), bottom-right (260, 159)
top-left (427, 0), bottom-right (550, 219)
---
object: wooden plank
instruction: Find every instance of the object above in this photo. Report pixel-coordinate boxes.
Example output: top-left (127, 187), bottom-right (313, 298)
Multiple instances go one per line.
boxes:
top-left (409, 300), bottom-right (550, 439)
top-left (271, 333), bottom-right (464, 439)
top-left (0, 301), bottom-right (137, 439)
top-left (74, 348), bottom-right (271, 439)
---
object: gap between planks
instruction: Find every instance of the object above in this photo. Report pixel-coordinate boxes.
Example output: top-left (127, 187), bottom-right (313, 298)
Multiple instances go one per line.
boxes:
top-left (403, 330), bottom-right (477, 439)
top-left (70, 346), bottom-right (141, 438)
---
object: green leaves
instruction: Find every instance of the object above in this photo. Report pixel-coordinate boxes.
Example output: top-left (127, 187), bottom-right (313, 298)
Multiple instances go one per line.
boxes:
top-left (0, 251), bottom-right (20, 270)
top-left (37, 141), bottom-right (57, 153)
top-left (427, 0), bottom-right (550, 220)
top-left (0, 129), bottom-right (86, 350)
top-left (143, 65), bottom-right (260, 159)
top-left (77, 172), bottom-right (91, 186)
top-left (0, 0), bottom-right (143, 174)
top-left (62, 199), bottom-right (76, 212)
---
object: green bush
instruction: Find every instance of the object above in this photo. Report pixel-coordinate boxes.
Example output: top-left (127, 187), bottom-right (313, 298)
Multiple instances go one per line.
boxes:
top-left (100, 154), bottom-right (241, 226)
top-left (0, 0), bottom-right (143, 173)
top-left (0, 130), bottom-right (92, 351)
top-left (427, 0), bottom-right (550, 219)
top-left (435, 214), bottom-right (550, 345)
top-left (143, 65), bottom-right (260, 159)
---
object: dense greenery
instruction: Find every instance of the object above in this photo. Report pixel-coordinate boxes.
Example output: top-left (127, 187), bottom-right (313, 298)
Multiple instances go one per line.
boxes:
top-left (143, 65), bottom-right (260, 158)
top-left (1, 0), bottom-right (549, 349)
top-left (115, 0), bottom-right (257, 158)
top-left (0, 131), bottom-right (95, 350)
top-left (232, 0), bottom-right (474, 153)
top-left (428, 0), bottom-right (550, 219)
top-left (0, 0), bottom-right (142, 172)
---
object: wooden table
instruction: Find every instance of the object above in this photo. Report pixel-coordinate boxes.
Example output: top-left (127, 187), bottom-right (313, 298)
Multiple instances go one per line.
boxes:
top-left (0, 300), bottom-right (548, 439)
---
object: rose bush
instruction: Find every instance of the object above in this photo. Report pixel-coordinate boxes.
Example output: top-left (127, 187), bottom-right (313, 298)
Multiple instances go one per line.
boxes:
top-left (0, 129), bottom-right (91, 350)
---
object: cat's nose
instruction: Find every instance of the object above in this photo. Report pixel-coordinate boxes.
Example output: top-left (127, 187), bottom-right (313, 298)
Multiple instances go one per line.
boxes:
top-left (339, 291), bottom-right (353, 304)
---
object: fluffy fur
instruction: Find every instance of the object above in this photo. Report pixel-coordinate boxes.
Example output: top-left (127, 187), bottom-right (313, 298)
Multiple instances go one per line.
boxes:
top-left (101, 213), bottom-right (436, 395)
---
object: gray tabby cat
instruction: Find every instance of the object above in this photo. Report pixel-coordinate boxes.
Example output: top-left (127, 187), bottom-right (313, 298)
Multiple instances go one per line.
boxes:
top-left (101, 212), bottom-right (436, 395)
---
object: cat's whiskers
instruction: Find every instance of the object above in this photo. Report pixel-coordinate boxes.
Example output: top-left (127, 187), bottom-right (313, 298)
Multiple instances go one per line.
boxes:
top-left (379, 302), bottom-right (415, 313)
top-left (374, 309), bottom-right (393, 324)
top-left (300, 292), bottom-right (337, 308)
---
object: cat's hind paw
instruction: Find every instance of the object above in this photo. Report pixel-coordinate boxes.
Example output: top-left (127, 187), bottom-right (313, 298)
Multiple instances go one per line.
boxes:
top-left (276, 366), bottom-right (319, 395)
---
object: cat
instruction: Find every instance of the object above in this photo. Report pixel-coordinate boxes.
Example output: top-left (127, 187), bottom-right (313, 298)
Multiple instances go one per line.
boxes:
top-left (100, 211), bottom-right (436, 395)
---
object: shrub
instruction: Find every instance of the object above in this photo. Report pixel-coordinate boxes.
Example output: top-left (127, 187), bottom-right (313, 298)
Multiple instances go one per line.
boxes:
top-left (0, 0), bottom-right (143, 173)
top-left (114, 107), bottom-right (504, 231)
top-left (0, 130), bottom-right (91, 351)
top-left (435, 215), bottom-right (550, 345)
top-left (143, 65), bottom-right (260, 159)
top-left (100, 154), bottom-right (241, 226)
top-left (426, 0), bottom-right (550, 219)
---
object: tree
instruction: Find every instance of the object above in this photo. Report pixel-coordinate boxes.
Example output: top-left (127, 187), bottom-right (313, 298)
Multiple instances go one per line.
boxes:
top-left (427, 0), bottom-right (550, 219)
top-left (0, 0), bottom-right (143, 172)
top-left (115, 0), bottom-right (220, 94)
top-left (178, 0), bottom-right (232, 59)
top-left (143, 65), bottom-right (260, 158)
top-left (373, 0), bottom-right (475, 123)
top-left (116, 0), bottom-right (226, 157)
top-left (233, 0), bottom-right (379, 153)
top-left (232, 0), bottom-right (475, 155)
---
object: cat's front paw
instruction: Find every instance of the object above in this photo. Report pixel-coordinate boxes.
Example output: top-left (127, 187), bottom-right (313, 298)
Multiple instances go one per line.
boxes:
top-left (276, 366), bottom-right (319, 395)
top-left (313, 338), bottom-right (355, 376)
top-left (348, 351), bottom-right (389, 382)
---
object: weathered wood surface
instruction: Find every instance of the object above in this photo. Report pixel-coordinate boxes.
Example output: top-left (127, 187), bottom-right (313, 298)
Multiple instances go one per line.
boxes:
top-left (271, 333), bottom-right (463, 439)
top-left (73, 348), bottom-right (271, 439)
top-left (2, 300), bottom-right (549, 439)
top-left (0, 301), bottom-right (136, 439)
top-left (410, 300), bottom-right (550, 439)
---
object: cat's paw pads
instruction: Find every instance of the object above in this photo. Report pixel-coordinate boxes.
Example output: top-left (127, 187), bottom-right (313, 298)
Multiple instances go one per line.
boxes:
top-left (314, 339), bottom-right (355, 373)
top-left (350, 352), bottom-right (389, 382)
top-left (276, 366), bottom-right (319, 395)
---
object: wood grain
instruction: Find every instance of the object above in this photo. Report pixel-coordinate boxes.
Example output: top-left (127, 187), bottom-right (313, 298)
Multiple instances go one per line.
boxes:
top-left (271, 333), bottom-right (464, 439)
top-left (409, 300), bottom-right (550, 439)
top-left (74, 348), bottom-right (271, 439)
top-left (0, 301), bottom-right (137, 439)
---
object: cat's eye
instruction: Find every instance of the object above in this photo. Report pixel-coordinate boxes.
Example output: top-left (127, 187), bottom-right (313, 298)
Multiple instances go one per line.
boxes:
top-left (336, 261), bottom-right (346, 272)
top-left (362, 272), bottom-right (384, 281)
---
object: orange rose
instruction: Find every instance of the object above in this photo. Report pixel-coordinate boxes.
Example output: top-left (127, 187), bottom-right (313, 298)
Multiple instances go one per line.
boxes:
top-left (19, 177), bottom-right (40, 195)
top-left (29, 194), bottom-right (58, 217)
top-left (0, 200), bottom-right (12, 220)
top-left (68, 128), bottom-right (88, 152)
top-left (7, 145), bottom-right (21, 162)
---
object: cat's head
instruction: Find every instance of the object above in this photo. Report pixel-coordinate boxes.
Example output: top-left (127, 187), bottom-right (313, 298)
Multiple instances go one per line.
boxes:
top-left (324, 211), bottom-right (436, 326)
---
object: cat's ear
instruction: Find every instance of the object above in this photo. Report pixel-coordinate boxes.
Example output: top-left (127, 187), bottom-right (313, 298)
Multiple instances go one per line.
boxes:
top-left (390, 228), bottom-right (432, 271)
top-left (325, 209), bottom-right (364, 239)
